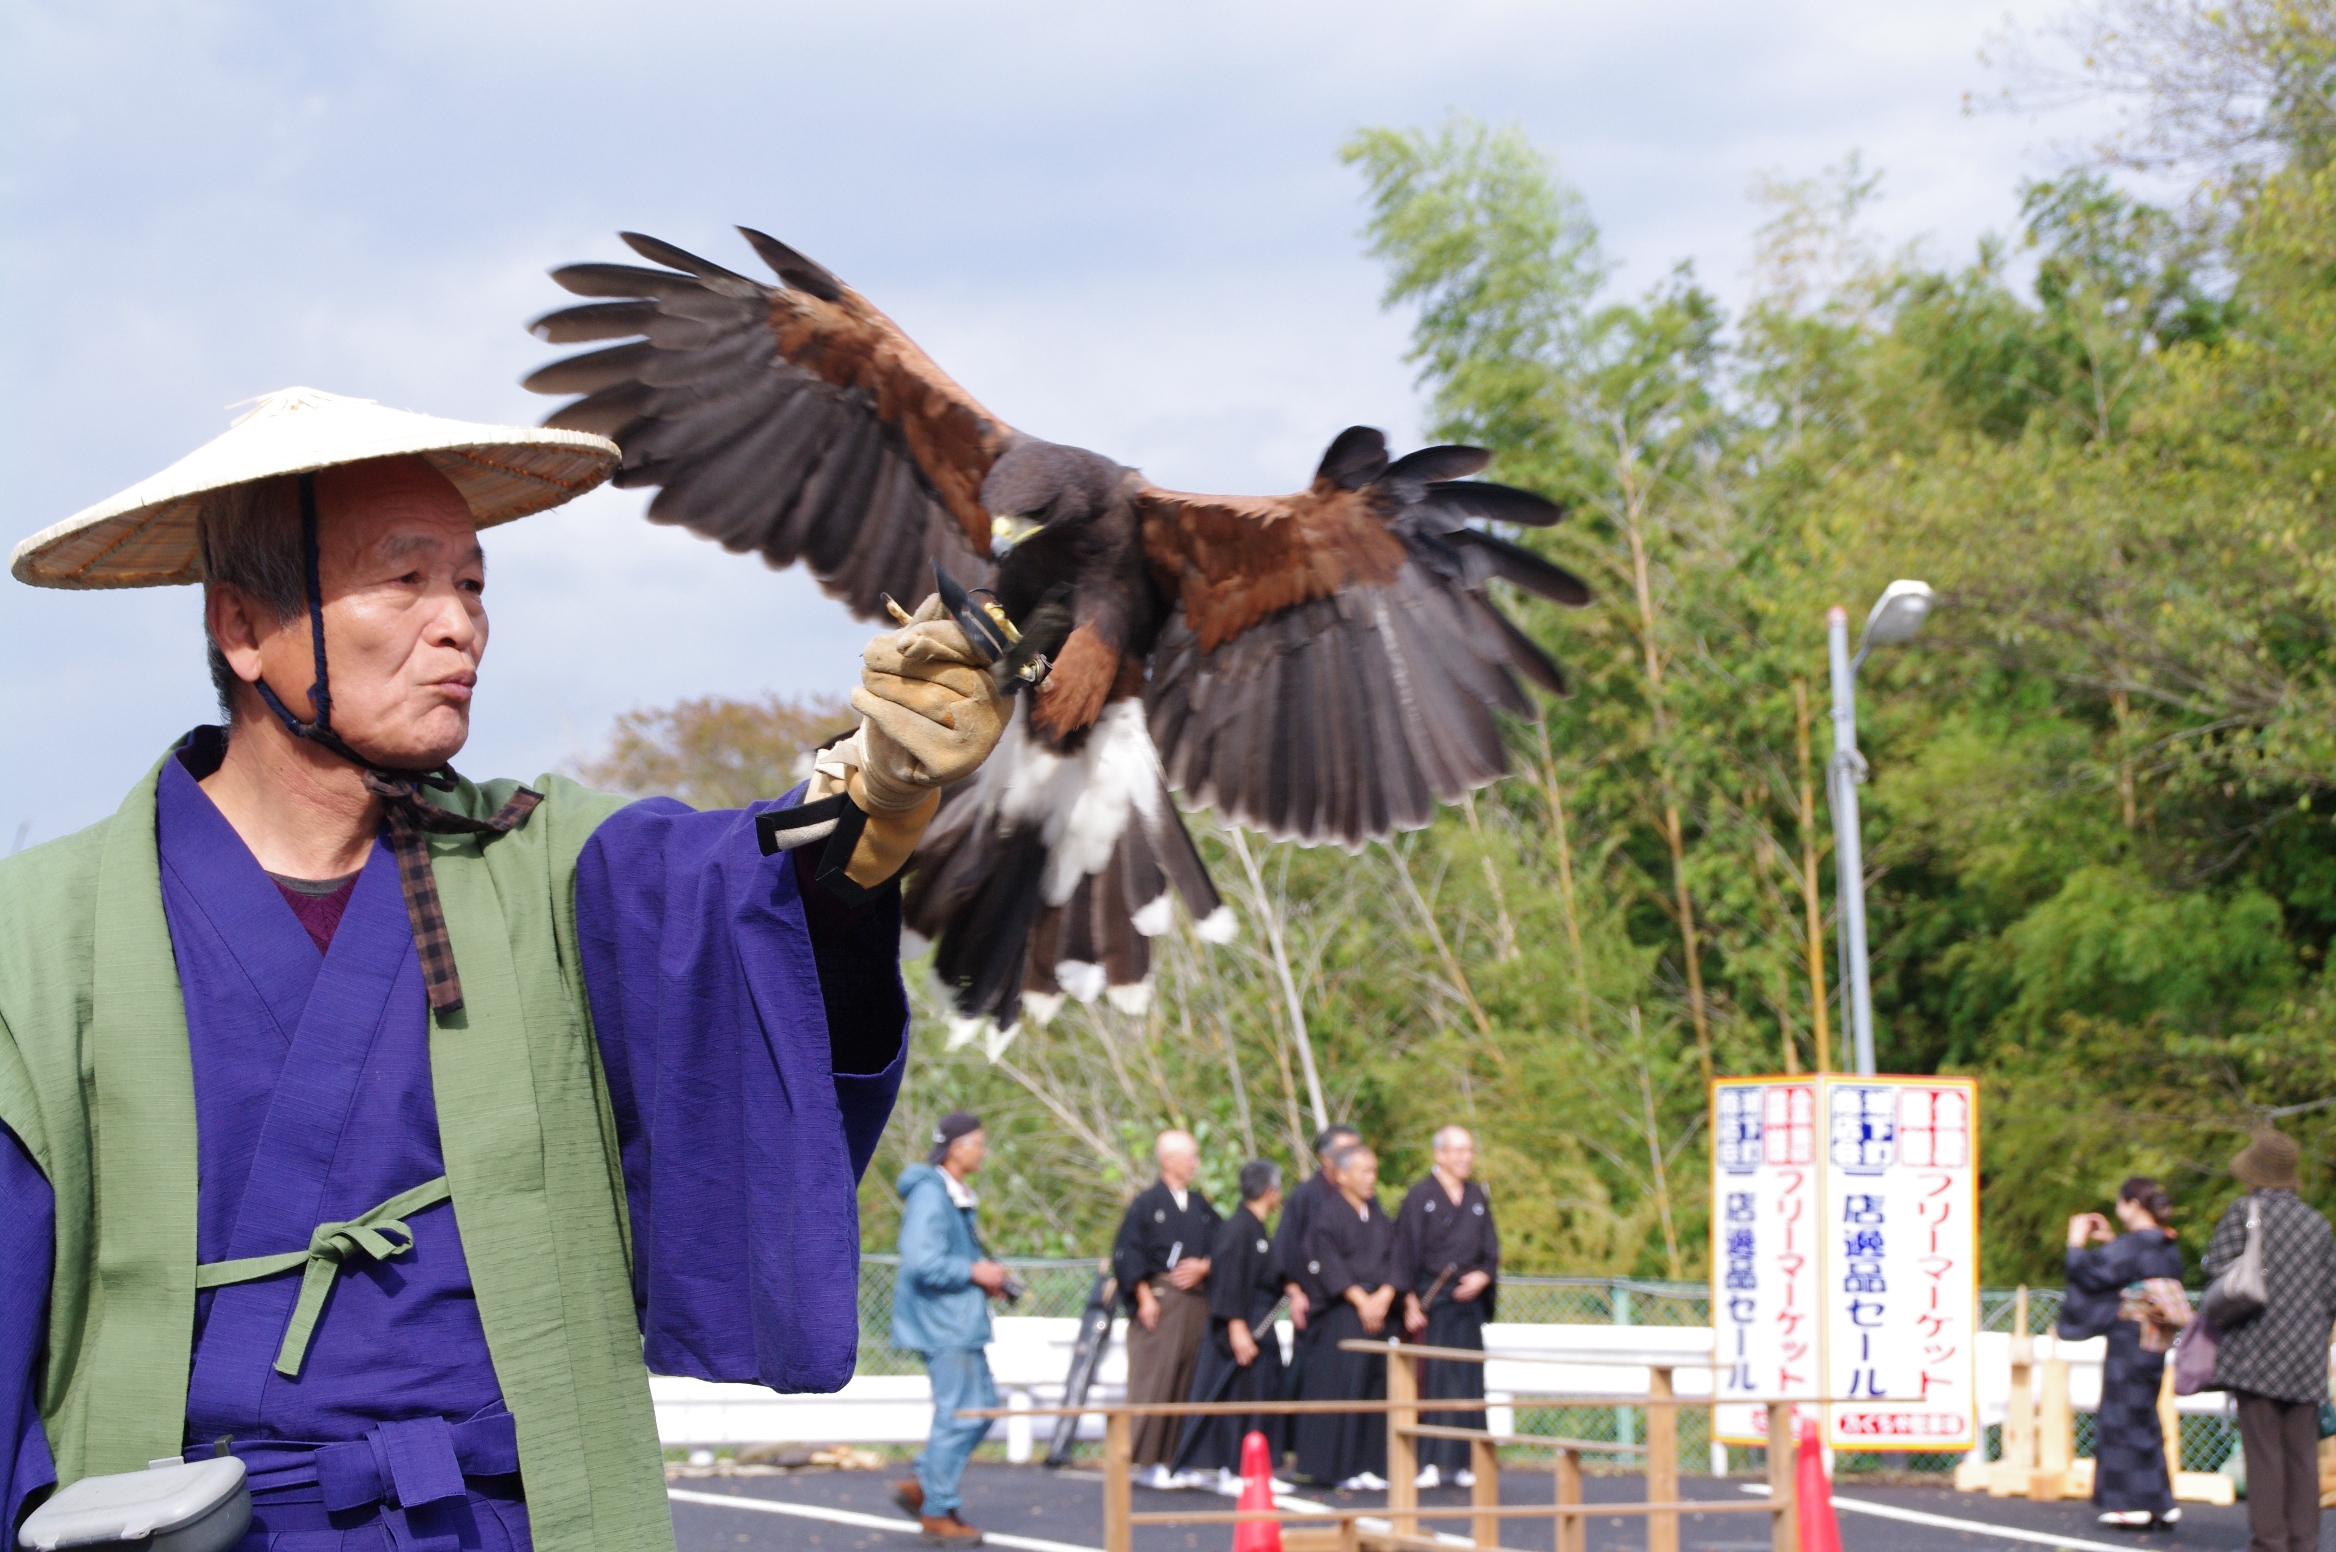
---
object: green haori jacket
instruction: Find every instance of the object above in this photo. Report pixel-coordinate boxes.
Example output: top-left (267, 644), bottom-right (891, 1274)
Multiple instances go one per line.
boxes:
top-left (0, 751), bottom-right (677, 1551)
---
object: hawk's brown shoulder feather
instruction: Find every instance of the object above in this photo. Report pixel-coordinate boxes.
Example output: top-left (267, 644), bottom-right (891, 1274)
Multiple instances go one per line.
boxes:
top-left (1136, 478), bottom-right (1408, 653)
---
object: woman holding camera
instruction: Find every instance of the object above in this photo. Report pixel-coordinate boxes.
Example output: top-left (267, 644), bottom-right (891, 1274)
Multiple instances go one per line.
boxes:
top-left (2060, 1178), bottom-right (2187, 1531)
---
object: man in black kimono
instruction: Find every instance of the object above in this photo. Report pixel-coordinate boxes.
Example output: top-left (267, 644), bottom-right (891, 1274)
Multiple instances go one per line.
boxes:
top-left (1395, 1125), bottom-right (1501, 1488)
top-left (1272, 1125), bottom-right (1361, 1407)
top-left (1294, 1143), bottom-right (1394, 1491)
top-left (1177, 1160), bottom-right (1290, 1494)
top-left (1111, 1129), bottom-right (1220, 1488)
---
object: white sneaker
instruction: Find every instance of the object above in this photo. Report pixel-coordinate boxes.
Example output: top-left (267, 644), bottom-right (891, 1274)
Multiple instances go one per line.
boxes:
top-left (1452, 1469), bottom-right (1475, 1488)
top-left (2095, 1510), bottom-right (2151, 1527)
top-left (1169, 1470), bottom-right (1212, 1490)
top-left (1134, 1465), bottom-right (1176, 1490)
top-left (1413, 1465), bottom-right (1441, 1490)
top-left (2158, 1508), bottom-right (2180, 1525)
top-left (1214, 1469), bottom-right (1246, 1498)
top-left (1338, 1472), bottom-right (1389, 1492)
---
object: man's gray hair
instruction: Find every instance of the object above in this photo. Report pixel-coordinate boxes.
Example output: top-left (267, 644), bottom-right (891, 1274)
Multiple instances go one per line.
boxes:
top-left (1329, 1142), bottom-right (1374, 1174)
top-left (197, 475), bottom-right (305, 715)
top-left (1433, 1125), bottom-right (1474, 1152)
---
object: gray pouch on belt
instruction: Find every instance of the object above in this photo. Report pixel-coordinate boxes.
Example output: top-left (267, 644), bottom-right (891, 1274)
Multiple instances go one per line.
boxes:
top-left (18, 1456), bottom-right (249, 1552)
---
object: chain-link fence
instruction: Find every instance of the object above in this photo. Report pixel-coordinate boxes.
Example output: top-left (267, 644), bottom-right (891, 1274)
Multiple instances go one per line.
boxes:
top-left (855, 1256), bottom-right (1100, 1376)
top-left (853, 1261), bottom-right (2233, 1477)
top-left (1979, 1286), bottom-right (2066, 1333)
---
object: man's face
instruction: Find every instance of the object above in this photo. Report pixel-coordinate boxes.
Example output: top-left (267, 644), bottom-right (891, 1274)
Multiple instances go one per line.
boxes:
top-left (230, 457), bottom-right (487, 768)
top-left (945, 1129), bottom-right (988, 1177)
top-left (1435, 1133), bottom-right (1476, 1181)
top-left (1157, 1133), bottom-right (1199, 1191)
top-left (1341, 1150), bottom-right (1379, 1201)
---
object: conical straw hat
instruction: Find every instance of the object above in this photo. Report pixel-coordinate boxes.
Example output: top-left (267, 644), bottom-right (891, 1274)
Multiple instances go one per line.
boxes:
top-left (10, 386), bottom-right (621, 589)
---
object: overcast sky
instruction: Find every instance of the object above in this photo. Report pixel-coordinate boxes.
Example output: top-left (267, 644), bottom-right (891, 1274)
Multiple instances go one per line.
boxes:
top-left (0, 0), bottom-right (2109, 845)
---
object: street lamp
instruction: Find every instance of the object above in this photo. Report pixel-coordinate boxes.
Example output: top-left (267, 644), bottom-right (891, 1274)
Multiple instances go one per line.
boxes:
top-left (1826, 580), bottom-right (1937, 1077)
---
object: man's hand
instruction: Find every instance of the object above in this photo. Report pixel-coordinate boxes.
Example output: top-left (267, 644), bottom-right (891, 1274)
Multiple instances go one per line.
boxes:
top-left (970, 1260), bottom-right (1009, 1296)
top-left (1454, 1270), bottom-right (1492, 1303)
top-left (2066, 1214), bottom-right (2094, 1250)
top-left (853, 594), bottom-right (1008, 799)
top-left (1134, 1281), bottom-right (1162, 1332)
top-left (1229, 1320), bottom-right (1260, 1367)
top-left (1403, 1293), bottom-right (1427, 1338)
top-left (1287, 1286), bottom-right (1310, 1331)
top-left (813, 594), bottom-right (1010, 887)
top-left (1352, 1284), bottom-right (1393, 1337)
top-left (1169, 1255), bottom-right (1210, 1291)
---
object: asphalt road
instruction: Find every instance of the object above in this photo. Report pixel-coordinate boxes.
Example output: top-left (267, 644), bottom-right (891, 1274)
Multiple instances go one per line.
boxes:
top-left (666, 1462), bottom-right (2280, 1552)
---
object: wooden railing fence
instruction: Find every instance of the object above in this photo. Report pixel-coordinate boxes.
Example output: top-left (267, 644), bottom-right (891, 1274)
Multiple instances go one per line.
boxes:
top-left (966, 1339), bottom-right (1822, 1552)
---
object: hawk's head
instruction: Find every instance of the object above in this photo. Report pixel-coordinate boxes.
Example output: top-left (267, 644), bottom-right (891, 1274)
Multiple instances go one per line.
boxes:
top-left (981, 441), bottom-right (1125, 558)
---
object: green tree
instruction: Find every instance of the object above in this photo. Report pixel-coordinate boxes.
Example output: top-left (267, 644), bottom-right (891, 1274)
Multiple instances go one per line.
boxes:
top-left (576, 692), bottom-right (852, 809)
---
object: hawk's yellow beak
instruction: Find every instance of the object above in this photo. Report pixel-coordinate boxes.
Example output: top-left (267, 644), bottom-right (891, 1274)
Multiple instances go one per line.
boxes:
top-left (990, 513), bottom-right (1041, 559)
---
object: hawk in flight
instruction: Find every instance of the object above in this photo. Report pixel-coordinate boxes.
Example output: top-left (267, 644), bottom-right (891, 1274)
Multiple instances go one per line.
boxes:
top-left (526, 229), bottom-right (1589, 1043)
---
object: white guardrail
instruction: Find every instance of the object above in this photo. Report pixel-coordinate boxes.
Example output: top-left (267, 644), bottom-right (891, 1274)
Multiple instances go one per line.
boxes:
top-left (652, 1320), bottom-right (2261, 1462)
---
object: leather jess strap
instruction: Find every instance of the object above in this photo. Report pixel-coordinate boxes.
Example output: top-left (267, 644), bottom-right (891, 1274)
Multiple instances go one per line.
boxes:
top-left (195, 1175), bottom-right (453, 1376)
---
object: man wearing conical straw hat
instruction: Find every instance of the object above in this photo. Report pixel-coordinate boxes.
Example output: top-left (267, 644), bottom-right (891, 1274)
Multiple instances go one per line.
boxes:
top-left (0, 387), bottom-right (1009, 1551)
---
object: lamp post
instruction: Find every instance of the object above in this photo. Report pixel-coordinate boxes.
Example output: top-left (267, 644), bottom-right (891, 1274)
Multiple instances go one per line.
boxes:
top-left (1826, 580), bottom-right (1936, 1077)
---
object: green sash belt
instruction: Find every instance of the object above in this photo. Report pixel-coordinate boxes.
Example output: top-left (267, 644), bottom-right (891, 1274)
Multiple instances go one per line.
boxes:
top-left (193, 1175), bottom-right (453, 1377)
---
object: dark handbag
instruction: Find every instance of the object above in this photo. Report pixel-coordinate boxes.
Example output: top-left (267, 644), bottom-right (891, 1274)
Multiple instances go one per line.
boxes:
top-left (2171, 1315), bottom-right (2219, 1396)
top-left (2200, 1195), bottom-right (2267, 1330)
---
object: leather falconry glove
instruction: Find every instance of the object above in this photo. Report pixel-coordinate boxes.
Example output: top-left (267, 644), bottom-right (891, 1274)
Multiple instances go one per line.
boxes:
top-left (850, 591), bottom-right (1007, 807)
top-left (801, 593), bottom-right (1008, 888)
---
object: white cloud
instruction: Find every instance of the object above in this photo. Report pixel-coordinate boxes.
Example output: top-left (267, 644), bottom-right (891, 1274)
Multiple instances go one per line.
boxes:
top-left (0, 0), bottom-right (2108, 843)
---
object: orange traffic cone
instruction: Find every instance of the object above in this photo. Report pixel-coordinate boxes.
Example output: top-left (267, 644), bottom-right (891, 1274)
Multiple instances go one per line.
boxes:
top-left (1795, 1416), bottom-right (1841, 1552)
top-left (1232, 1429), bottom-right (1281, 1552)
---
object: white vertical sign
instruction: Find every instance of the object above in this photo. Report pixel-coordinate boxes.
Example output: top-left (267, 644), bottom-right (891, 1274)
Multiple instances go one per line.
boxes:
top-left (1710, 1074), bottom-right (1979, 1452)
top-left (1818, 1076), bottom-right (1979, 1451)
top-left (1710, 1078), bottom-right (1820, 1445)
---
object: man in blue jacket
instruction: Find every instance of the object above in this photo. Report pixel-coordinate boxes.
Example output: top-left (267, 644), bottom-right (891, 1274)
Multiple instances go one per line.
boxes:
top-left (892, 1111), bottom-right (1010, 1543)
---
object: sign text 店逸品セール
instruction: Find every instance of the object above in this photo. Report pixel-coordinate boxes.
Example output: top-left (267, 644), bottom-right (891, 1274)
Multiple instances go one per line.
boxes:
top-left (1709, 1074), bottom-right (1979, 1451)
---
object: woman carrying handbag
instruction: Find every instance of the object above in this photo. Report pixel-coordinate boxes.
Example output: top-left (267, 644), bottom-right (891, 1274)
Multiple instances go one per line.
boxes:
top-left (2060, 1178), bottom-right (2188, 1530)
top-left (2200, 1129), bottom-right (2336, 1552)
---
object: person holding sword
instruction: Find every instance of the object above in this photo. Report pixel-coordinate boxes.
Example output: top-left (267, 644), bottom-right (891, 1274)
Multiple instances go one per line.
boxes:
top-left (1176, 1160), bottom-right (1292, 1494)
top-left (1111, 1130), bottom-right (1221, 1488)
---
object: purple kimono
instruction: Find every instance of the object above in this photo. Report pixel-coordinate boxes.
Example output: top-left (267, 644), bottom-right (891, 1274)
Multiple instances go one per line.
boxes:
top-left (1, 733), bottom-right (907, 1548)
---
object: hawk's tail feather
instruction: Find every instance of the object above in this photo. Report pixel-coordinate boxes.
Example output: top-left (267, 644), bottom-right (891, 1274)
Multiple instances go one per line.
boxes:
top-left (921, 824), bottom-right (1048, 1032)
top-left (907, 702), bottom-right (1235, 1044)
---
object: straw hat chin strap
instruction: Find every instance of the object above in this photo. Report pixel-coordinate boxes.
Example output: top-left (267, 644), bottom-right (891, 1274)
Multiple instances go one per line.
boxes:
top-left (247, 471), bottom-right (539, 1018)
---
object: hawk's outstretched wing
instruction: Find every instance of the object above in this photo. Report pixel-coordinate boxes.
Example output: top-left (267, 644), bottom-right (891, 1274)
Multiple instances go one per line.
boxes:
top-left (523, 229), bottom-right (1012, 617)
top-left (1139, 428), bottom-right (1588, 847)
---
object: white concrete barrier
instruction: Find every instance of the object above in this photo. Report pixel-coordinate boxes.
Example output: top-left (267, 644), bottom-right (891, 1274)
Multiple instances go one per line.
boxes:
top-left (1970, 1330), bottom-right (2234, 1428)
top-left (652, 1319), bottom-right (1718, 1450)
